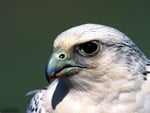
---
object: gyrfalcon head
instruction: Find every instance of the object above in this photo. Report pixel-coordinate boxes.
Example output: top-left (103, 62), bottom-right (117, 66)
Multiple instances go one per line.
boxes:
top-left (45, 24), bottom-right (149, 90)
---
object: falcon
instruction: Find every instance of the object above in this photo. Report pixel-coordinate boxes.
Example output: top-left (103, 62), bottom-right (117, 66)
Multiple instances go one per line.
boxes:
top-left (26, 24), bottom-right (150, 113)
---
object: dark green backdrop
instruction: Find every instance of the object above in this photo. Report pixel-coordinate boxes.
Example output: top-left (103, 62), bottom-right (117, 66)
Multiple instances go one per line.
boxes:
top-left (0, 0), bottom-right (150, 112)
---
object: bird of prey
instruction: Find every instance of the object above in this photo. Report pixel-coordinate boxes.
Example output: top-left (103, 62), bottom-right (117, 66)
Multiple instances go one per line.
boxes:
top-left (26, 24), bottom-right (150, 113)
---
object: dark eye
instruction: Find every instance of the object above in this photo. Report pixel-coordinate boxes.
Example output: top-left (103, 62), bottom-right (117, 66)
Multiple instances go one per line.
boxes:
top-left (78, 41), bottom-right (100, 56)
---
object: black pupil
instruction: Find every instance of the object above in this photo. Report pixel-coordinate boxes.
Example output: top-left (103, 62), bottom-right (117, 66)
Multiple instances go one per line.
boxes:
top-left (79, 41), bottom-right (98, 54)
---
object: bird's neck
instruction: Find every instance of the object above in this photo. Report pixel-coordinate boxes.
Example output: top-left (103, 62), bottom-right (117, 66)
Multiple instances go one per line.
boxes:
top-left (63, 75), bottom-right (142, 104)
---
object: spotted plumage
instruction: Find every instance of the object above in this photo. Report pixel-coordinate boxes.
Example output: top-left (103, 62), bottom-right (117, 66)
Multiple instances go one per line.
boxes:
top-left (26, 24), bottom-right (150, 113)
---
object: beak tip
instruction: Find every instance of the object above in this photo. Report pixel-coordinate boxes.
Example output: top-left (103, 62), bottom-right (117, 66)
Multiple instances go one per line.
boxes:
top-left (46, 76), bottom-right (50, 83)
top-left (45, 66), bottom-right (56, 83)
top-left (45, 65), bottom-right (50, 83)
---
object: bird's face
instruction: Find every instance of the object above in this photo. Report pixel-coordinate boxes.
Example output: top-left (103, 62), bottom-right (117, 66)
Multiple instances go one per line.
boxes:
top-left (45, 39), bottom-right (102, 83)
top-left (45, 24), bottom-right (144, 87)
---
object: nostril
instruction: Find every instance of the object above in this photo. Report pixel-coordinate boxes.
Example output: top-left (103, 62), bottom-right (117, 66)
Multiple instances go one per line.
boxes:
top-left (59, 53), bottom-right (66, 60)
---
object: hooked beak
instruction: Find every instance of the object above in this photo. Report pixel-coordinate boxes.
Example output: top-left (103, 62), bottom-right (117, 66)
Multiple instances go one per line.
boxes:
top-left (45, 51), bottom-right (85, 82)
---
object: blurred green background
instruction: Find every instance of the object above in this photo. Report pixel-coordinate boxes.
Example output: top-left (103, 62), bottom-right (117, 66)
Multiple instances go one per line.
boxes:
top-left (0, 0), bottom-right (150, 112)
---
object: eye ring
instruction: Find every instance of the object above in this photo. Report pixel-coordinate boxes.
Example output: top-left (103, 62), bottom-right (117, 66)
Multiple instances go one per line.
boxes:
top-left (77, 40), bottom-right (101, 56)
